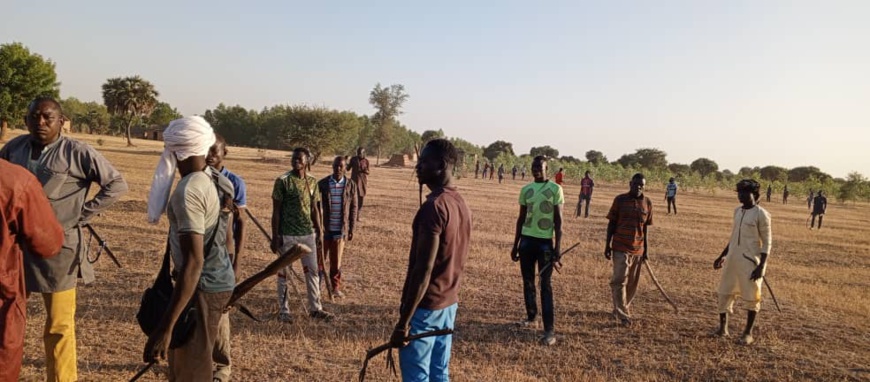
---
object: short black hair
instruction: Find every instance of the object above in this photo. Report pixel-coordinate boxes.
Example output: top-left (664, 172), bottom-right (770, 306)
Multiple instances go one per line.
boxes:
top-left (214, 133), bottom-right (227, 146)
top-left (631, 173), bottom-right (645, 181)
top-left (533, 155), bottom-right (547, 163)
top-left (423, 138), bottom-right (459, 167)
top-left (736, 179), bottom-right (761, 200)
top-left (292, 147), bottom-right (311, 158)
top-left (28, 97), bottom-right (63, 114)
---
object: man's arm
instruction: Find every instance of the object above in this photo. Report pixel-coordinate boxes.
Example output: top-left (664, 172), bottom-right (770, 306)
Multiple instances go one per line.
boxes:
top-left (714, 244), bottom-right (729, 269)
top-left (553, 205), bottom-right (562, 259)
top-left (348, 183), bottom-right (358, 240)
top-left (79, 147), bottom-right (129, 224)
top-left (751, 209), bottom-right (772, 280)
top-left (270, 199), bottom-right (282, 253)
top-left (233, 207), bottom-right (246, 272)
top-left (225, 211), bottom-right (238, 274)
top-left (143, 232), bottom-right (204, 362)
top-left (391, 231), bottom-right (439, 346)
top-left (511, 206), bottom-right (527, 261)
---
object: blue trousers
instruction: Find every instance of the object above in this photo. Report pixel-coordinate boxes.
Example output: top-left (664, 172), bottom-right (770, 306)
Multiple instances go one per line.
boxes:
top-left (399, 303), bottom-right (457, 382)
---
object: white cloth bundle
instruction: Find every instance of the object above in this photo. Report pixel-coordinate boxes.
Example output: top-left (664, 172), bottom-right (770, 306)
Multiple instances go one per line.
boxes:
top-left (146, 116), bottom-right (216, 224)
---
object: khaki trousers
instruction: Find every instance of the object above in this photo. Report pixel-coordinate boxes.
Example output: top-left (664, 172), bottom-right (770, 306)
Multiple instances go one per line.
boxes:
top-left (610, 251), bottom-right (643, 320)
top-left (212, 312), bottom-right (231, 381)
top-left (323, 238), bottom-right (345, 292)
top-left (169, 290), bottom-right (232, 382)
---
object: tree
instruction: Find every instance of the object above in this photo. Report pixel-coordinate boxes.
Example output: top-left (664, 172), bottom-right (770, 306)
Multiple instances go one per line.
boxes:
top-left (560, 155), bottom-right (581, 164)
top-left (759, 165), bottom-right (789, 182)
top-left (668, 163), bottom-right (692, 175)
top-left (483, 140), bottom-right (514, 161)
top-left (204, 104), bottom-right (259, 147)
top-left (837, 172), bottom-right (868, 203)
top-left (60, 97), bottom-right (109, 134)
top-left (369, 83), bottom-right (409, 164)
top-left (260, 105), bottom-right (359, 166)
top-left (102, 76), bottom-right (159, 146)
top-left (449, 137), bottom-right (482, 158)
top-left (585, 150), bottom-right (607, 165)
top-left (788, 166), bottom-right (831, 182)
top-left (530, 145), bottom-right (559, 159)
top-left (690, 158), bottom-right (719, 178)
top-left (421, 129), bottom-right (444, 143)
top-left (0, 42), bottom-right (60, 141)
top-left (616, 153), bottom-right (640, 168)
top-left (633, 148), bottom-right (668, 169)
top-left (146, 102), bottom-right (182, 128)
top-left (738, 167), bottom-right (755, 177)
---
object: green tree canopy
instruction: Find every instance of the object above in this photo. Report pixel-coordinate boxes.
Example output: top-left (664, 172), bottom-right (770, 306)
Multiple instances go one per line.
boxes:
top-left (203, 104), bottom-right (260, 147)
top-left (0, 42), bottom-right (60, 140)
top-left (633, 148), bottom-right (668, 169)
top-left (483, 140), bottom-right (514, 161)
top-left (759, 165), bottom-right (789, 182)
top-left (369, 83), bottom-right (409, 163)
top-left (146, 101), bottom-right (182, 128)
top-left (690, 158), bottom-right (719, 178)
top-left (60, 97), bottom-right (109, 134)
top-left (102, 75), bottom-right (159, 146)
top-left (788, 166), bottom-right (831, 182)
top-left (530, 145), bottom-right (559, 159)
top-left (668, 163), bottom-right (692, 175)
top-left (421, 129), bottom-right (444, 143)
top-left (585, 150), bottom-right (607, 165)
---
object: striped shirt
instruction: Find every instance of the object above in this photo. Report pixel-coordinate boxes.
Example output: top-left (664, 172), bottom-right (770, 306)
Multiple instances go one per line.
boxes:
top-left (328, 176), bottom-right (346, 232)
top-left (606, 193), bottom-right (654, 255)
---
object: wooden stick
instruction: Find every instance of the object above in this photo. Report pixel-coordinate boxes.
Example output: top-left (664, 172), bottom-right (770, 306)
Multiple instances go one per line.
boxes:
top-left (227, 244), bottom-right (310, 308)
top-left (643, 260), bottom-right (679, 313)
top-left (359, 328), bottom-right (454, 382)
top-left (244, 208), bottom-right (305, 284)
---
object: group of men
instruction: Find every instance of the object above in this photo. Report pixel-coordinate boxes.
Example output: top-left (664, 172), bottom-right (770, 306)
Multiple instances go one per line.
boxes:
top-left (509, 156), bottom-right (773, 347)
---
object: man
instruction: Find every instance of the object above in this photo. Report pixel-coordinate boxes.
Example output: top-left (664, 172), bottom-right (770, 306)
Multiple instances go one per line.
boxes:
top-left (766, 184), bottom-right (772, 203)
top-left (482, 162), bottom-right (489, 180)
top-left (512, 165), bottom-right (518, 180)
top-left (807, 189), bottom-right (814, 211)
top-left (272, 148), bottom-right (333, 322)
top-left (347, 147), bottom-right (370, 221)
top-left (317, 156), bottom-right (358, 298)
top-left (390, 139), bottom-right (471, 381)
top-left (474, 160), bottom-right (480, 179)
top-left (0, 159), bottom-right (64, 382)
top-left (604, 173), bottom-right (653, 327)
top-left (205, 134), bottom-right (248, 381)
top-left (811, 190), bottom-right (827, 229)
top-left (665, 177), bottom-right (678, 215)
top-left (497, 164), bottom-right (505, 184)
top-left (554, 168), bottom-right (564, 186)
top-left (782, 185), bottom-right (789, 204)
top-left (0, 97), bottom-right (128, 382)
top-left (578, 171), bottom-right (595, 218)
top-left (521, 165), bottom-right (526, 180)
top-left (143, 116), bottom-right (236, 380)
top-left (489, 162), bottom-right (495, 180)
top-left (713, 179), bottom-right (772, 346)
top-left (510, 156), bottom-right (563, 345)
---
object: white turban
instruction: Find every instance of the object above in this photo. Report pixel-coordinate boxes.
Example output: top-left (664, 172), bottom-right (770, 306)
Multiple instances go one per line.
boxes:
top-left (146, 116), bottom-right (216, 224)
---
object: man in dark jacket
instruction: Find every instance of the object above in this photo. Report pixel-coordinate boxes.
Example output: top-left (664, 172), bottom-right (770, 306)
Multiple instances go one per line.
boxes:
top-left (318, 156), bottom-right (358, 297)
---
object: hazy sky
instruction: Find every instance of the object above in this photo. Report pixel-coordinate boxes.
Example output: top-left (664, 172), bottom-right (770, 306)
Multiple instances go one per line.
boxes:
top-left (3, 0), bottom-right (868, 177)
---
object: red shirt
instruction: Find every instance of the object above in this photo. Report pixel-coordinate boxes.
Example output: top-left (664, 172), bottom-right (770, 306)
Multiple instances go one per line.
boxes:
top-left (555, 172), bottom-right (564, 185)
top-left (606, 193), bottom-right (654, 255)
top-left (0, 159), bottom-right (63, 381)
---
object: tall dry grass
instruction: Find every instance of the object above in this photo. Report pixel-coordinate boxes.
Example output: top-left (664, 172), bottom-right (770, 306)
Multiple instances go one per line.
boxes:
top-left (6, 131), bottom-right (868, 381)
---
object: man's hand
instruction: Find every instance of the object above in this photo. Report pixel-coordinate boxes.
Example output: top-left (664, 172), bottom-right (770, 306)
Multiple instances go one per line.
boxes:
top-left (390, 326), bottom-right (409, 348)
top-left (270, 235), bottom-right (283, 254)
top-left (641, 250), bottom-right (649, 262)
top-left (750, 264), bottom-right (765, 281)
top-left (143, 326), bottom-right (171, 363)
top-left (713, 257), bottom-right (725, 269)
top-left (604, 245), bottom-right (612, 260)
top-left (347, 232), bottom-right (354, 242)
top-left (510, 245), bottom-right (520, 262)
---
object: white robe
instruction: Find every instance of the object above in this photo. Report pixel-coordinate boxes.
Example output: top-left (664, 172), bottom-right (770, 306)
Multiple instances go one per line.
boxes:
top-left (718, 205), bottom-right (772, 313)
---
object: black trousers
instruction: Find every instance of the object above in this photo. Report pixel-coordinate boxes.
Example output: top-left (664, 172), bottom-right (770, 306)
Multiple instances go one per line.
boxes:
top-left (519, 236), bottom-right (555, 332)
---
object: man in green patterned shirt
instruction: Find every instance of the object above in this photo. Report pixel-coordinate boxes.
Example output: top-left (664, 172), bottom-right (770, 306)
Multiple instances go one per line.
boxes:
top-left (271, 147), bottom-right (333, 322)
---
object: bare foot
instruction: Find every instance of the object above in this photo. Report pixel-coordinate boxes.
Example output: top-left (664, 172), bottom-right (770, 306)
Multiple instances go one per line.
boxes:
top-left (714, 327), bottom-right (730, 337)
top-left (739, 333), bottom-right (754, 345)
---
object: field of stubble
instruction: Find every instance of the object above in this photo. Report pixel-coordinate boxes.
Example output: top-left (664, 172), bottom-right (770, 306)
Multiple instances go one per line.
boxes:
top-left (6, 131), bottom-right (869, 382)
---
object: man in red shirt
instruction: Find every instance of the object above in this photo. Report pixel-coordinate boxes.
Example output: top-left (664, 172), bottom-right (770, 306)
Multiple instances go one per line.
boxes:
top-left (554, 168), bottom-right (564, 185)
top-left (0, 159), bottom-right (64, 382)
top-left (578, 171), bottom-right (595, 218)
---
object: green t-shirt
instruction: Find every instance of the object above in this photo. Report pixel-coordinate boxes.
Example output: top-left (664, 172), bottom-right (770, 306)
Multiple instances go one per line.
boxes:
top-left (519, 180), bottom-right (564, 239)
top-left (272, 171), bottom-right (321, 236)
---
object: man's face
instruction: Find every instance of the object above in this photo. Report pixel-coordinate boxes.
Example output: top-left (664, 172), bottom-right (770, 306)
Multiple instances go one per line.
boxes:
top-left (738, 190), bottom-right (755, 205)
top-left (629, 177), bottom-right (646, 197)
top-left (291, 151), bottom-right (308, 171)
top-left (415, 146), bottom-right (441, 185)
top-left (26, 100), bottom-right (65, 145)
top-left (333, 158), bottom-right (346, 177)
top-left (206, 143), bottom-right (226, 169)
top-left (531, 160), bottom-right (547, 181)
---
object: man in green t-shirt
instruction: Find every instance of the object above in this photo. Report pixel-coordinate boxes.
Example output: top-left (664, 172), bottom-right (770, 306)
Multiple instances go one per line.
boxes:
top-left (271, 148), bottom-right (333, 322)
top-left (510, 156), bottom-right (564, 346)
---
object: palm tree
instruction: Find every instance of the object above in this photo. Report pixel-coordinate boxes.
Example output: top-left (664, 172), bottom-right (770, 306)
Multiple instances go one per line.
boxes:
top-left (102, 76), bottom-right (159, 146)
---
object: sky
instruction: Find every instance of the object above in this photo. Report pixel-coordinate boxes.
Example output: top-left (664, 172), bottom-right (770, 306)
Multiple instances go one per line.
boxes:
top-left (3, 0), bottom-right (869, 178)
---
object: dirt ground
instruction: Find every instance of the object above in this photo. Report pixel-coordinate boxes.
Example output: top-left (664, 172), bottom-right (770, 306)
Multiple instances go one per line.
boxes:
top-left (6, 131), bottom-right (869, 381)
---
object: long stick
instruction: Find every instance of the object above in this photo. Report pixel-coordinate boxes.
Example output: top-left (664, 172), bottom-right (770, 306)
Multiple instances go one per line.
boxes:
top-left (128, 361), bottom-right (155, 382)
top-left (643, 260), bottom-right (679, 313)
top-left (741, 254), bottom-right (782, 313)
top-left (244, 208), bottom-right (304, 284)
top-left (359, 328), bottom-right (454, 382)
top-left (537, 242), bottom-right (582, 276)
top-left (228, 243), bottom-right (311, 308)
top-left (83, 224), bottom-right (122, 268)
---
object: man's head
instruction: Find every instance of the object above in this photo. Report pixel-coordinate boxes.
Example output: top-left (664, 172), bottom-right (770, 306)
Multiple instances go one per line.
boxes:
top-left (585, 170), bottom-right (591, 178)
top-left (357, 147), bottom-right (366, 158)
top-left (332, 155), bottom-right (346, 178)
top-left (669, 177), bottom-right (675, 183)
top-left (206, 134), bottom-right (228, 170)
top-left (558, 167), bottom-right (563, 173)
top-left (416, 138), bottom-right (458, 187)
top-left (736, 179), bottom-right (761, 205)
top-left (531, 156), bottom-right (548, 182)
top-left (291, 147), bottom-right (311, 172)
top-left (25, 97), bottom-right (66, 146)
top-left (629, 173), bottom-right (646, 198)
top-left (818, 190), bottom-right (824, 197)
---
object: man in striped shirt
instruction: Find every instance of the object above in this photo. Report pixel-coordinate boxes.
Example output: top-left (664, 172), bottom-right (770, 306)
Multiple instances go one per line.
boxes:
top-left (317, 156), bottom-right (358, 298)
top-left (665, 177), bottom-right (678, 215)
top-left (604, 173), bottom-right (653, 326)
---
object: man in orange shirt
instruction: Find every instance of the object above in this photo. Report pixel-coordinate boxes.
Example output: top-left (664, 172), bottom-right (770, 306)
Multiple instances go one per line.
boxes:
top-left (0, 159), bottom-right (64, 382)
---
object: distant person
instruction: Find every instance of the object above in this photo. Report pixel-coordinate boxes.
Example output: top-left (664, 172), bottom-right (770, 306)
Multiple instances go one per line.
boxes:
top-left (272, 148), bottom-right (333, 322)
top-left (498, 164), bottom-right (505, 184)
top-left (766, 184), bottom-right (772, 203)
top-left (489, 163), bottom-right (495, 180)
top-left (578, 171), bottom-right (595, 218)
top-left (782, 185), bottom-right (789, 204)
top-left (474, 160), bottom-right (480, 179)
top-left (554, 167), bottom-right (564, 185)
top-left (666, 177), bottom-right (678, 215)
top-left (811, 190), bottom-right (827, 229)
top-left (512, 165), bottom-right (518, 180)
top-left (713, 179), bottom-right (772, 346)
top-left (482, 162), bottom-right (489, 180)
top-left (317, 156), bottom-right (358, 297)
top-left (0, 97), bottom-right (128, 382)
top-left (511, 156), bottom-right (563, 346)
top-left (348, 147), bottom-right (370, 221)
top-left (521, 165), bottom-right (526, 180)
top-left (0, 159), bottom-right (64, 382)
top-left (390, 139), bottom-right (471, 381)
top-left (604, 173), bottom-right (653, 327)
top-left (807, 189), bottom-right (814, 210)
top-left (206, 134), bottom-right (249, 382)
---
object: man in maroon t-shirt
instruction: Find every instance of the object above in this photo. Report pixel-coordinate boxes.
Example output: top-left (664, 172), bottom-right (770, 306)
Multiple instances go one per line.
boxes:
top-left (390, 139), bottom-right (472, 381)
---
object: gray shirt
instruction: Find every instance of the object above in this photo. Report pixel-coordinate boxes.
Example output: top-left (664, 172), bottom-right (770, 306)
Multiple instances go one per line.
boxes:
top-left (0, 134), bottom-right (128, 292)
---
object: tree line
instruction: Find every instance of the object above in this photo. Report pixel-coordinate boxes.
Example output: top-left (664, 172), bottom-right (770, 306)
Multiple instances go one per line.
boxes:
top-left (2, 42), bottom-right (868, 203)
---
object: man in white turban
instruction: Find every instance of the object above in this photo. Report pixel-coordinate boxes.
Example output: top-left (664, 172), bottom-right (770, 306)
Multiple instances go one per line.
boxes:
top-left (143, 116), bottom-right (237, 381)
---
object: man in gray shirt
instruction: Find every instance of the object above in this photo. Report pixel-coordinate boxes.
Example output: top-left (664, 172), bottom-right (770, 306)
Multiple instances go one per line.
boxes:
top-left (0, 97), bottom-right (127, 382)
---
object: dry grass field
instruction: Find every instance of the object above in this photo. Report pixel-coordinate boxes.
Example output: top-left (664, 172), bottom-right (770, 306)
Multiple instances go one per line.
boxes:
top-left (6, 131), bottom-right (869, 381)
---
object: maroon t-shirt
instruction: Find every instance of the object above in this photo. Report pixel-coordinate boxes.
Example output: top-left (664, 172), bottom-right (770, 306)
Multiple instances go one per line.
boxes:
top-left (403, 186), bottom-right (472, 310)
